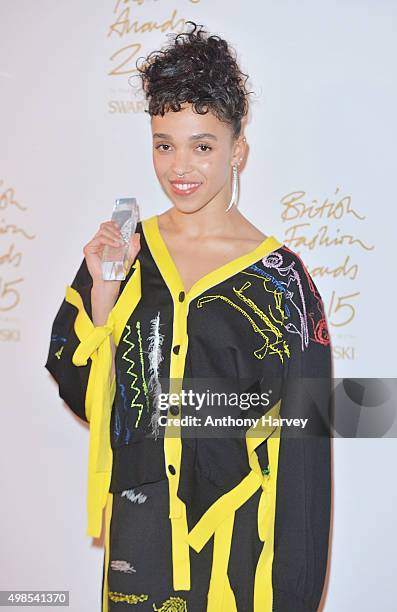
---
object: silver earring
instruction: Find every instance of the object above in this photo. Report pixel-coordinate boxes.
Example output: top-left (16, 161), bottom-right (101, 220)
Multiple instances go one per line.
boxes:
top-left (226, 164), bottom-right (239, 212)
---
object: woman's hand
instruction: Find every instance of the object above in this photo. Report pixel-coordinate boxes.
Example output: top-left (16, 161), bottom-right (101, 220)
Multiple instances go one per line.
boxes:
top-left (84, 220), bottom-right (141, 327)
top-left (83, 222), bottom-right (141, 384)
top-left (83, 220), bottom-right (141, 289)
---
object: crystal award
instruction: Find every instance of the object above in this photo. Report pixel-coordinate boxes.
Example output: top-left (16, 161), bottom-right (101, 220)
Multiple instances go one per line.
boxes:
top-left (101, 197), bottom-right (140, 281)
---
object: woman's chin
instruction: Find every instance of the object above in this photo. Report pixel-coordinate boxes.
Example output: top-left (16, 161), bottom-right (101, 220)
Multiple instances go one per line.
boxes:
top-left (170, 202), bottom-right (204, 214)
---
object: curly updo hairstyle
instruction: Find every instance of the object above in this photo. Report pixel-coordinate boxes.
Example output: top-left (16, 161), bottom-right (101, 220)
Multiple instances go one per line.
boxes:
top-left (134, 21), bottom-right (252, 140)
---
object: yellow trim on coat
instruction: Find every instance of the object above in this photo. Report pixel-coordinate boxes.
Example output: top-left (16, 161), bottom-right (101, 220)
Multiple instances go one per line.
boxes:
top-left (142, 216), bottom-right (191, 590)
top-left (65, 259), bottom-right (142, 538)
top-left (253, 435), bottom-right (281, 611)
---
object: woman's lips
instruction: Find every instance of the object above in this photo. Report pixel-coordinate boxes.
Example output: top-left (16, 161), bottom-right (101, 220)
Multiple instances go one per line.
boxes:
top-left (170, 181), bottom-right (202, 196)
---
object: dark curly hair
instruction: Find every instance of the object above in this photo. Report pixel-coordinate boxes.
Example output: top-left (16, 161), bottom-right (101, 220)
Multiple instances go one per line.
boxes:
top-left (133, 21), bottom-right (253, 139)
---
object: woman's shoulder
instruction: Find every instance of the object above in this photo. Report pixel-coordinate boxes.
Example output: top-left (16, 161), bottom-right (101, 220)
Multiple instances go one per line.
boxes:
top-left (263, 243), bottom-right (323, 300)
top-left (261, 243), bottom-right (330, 350)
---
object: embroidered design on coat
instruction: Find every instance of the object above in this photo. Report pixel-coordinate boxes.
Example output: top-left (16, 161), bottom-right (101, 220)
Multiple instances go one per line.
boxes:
top-left (152, 596), bottom-right (187, 611)
top-left (136, 320), bottom-right (151, 415)
top-left (50, 333), bottom-right (66, 359)
top-left (108, 591), bottom-right (148, 604)
top-left (196, 247), bottom-right (329, 362)
top-left (110, 560), bottom-right (136, 573)
top-left (51, 333), bottom-right (67, 343)
top-left (114, 366), bottom-right (125, 442)
top-left (55, 346), bottom-right (64, 359)
top-left (262, 247), bottom-right (330, 348)
top-left (196, 282), bottom-right (290, 362)
top-left (121, 322), bottom-right (149, 430)
top-left (146, 311), bottom-right (165, 439)
top-left (121, 488), bottom-right (147, 504)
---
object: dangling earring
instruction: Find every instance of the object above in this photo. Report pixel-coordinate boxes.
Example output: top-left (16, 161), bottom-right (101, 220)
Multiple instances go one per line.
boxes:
top-left (226, 163), bottom-right (239, 212)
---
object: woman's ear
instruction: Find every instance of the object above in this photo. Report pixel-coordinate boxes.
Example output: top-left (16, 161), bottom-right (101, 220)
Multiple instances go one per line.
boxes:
top-left (231, 135), bottom-right (247, 169)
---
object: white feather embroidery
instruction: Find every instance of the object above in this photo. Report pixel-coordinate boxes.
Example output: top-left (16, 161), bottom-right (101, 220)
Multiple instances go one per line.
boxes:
top-left (121, 488), bottom-right (147, 504)
top-left (147, 311), bottom-right (164, 439)
top-left (110, 560), bottom-right (136, 573)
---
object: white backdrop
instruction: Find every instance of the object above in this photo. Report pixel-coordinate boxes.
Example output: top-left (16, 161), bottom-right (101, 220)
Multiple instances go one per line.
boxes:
top-left (1, 0), bottom-right (396, 609)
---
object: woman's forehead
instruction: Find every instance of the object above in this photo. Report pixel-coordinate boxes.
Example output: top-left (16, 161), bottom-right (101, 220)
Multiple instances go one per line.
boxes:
top-left (150, 105), bottom-right (230, 139)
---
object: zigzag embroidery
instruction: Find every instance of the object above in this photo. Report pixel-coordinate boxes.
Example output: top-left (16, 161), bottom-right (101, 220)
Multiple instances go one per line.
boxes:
top-left (121, 323), bottom-right (144, 429)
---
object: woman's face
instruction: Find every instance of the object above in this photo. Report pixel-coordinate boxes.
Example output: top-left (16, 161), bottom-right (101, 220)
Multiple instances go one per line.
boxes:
top-left (151, 103), bottom-right (245, 214)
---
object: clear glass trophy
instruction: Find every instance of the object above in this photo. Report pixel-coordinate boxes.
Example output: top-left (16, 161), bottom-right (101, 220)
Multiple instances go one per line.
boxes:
top-left (101, 197), bottom-right (140, 281)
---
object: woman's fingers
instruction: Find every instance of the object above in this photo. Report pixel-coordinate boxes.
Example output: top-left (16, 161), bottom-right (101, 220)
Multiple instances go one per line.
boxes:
top-left (127, 232), bottom-right (141, 262)
top-left (95, 222), bottom-right (123, 244)
top-left (84, 221), bottom-right (124, 255)
top-left (83, 221), bottom-right (139, 282)
top-left (83, 220), bottom-right (128, 283)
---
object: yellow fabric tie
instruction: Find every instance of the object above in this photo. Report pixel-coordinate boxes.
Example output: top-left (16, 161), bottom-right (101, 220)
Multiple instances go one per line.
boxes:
top-left (64, 260), bottom-right (142, 537)
top-left (72, 325), bottom-right (114, 367)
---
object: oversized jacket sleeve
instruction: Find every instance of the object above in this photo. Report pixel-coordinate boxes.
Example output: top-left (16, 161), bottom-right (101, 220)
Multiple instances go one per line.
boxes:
top-left (44, 255), bottom-right (138, 423)
top-left (44, 257), bottom-right (94, 422)
top-left (271, 264), bottom-right (333, 612)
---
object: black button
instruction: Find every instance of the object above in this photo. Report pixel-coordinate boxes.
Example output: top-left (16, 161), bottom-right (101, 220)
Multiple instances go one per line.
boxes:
top-left (170, 405), bottom-right (180, 416)
top-left (168, 464), bottom-right (176, 475)
top-left (172, 345), bottom-right (180, 355)
top-left (178, 291), bottom-right (185, 302)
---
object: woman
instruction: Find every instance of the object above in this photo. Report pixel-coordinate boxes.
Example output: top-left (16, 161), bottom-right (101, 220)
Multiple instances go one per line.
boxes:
top-left (45, 22), bottom-right (332, 612)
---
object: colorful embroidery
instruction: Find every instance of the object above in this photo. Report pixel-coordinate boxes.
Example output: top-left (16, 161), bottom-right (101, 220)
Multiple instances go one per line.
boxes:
top-left (121, 323), bottom-right (145, 431)
top-left (196, 247), bottom-right (329, 363)
top-left (51, 333), bottom-right (67, 343)
top-left (152, 596), bottom-right (187, 611)
top-left (196, 281), bottom-right (290, 362)
top-left (262, 250), bottom-right (309, 349)
top-left (147, 311), bottom-right (165, 439)
top-left (136, 320), bottom-right (150, 414)
top-left (108, 591), bottom-right (148, 604)
top-left (245, 263), bottom-right (290, 299)
top-left (121, 488), bottom-right (147, 504)
top-left (110, 560), bottom-right (136, 573)
top-left (313, 317), bottom-right (329, 345)
top-left (262, 247), bottom-right (330, 348)
top-left (55, 346), bottom-right (64, 359)
top-left (115, 315), bottom-right (164, 444)
top-left (114, 368), bottom-right (125, 441)
top-left (51, 334), bottom-right (66, 359)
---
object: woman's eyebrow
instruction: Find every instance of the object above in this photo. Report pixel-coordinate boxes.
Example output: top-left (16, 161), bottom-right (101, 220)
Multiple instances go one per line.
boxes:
top-left (152, 132), bottom-right (218, 141)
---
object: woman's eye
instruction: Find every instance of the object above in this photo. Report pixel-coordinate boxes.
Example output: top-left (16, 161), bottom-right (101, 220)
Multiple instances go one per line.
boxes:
top-left (155, 143), bottom-right (212, 152)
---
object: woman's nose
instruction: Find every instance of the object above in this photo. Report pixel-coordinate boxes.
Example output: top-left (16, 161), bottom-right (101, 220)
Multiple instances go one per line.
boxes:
top-left (173, 168), bottom-right (190, 178)
top-left (172, 152), bottom-right (192, 176)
